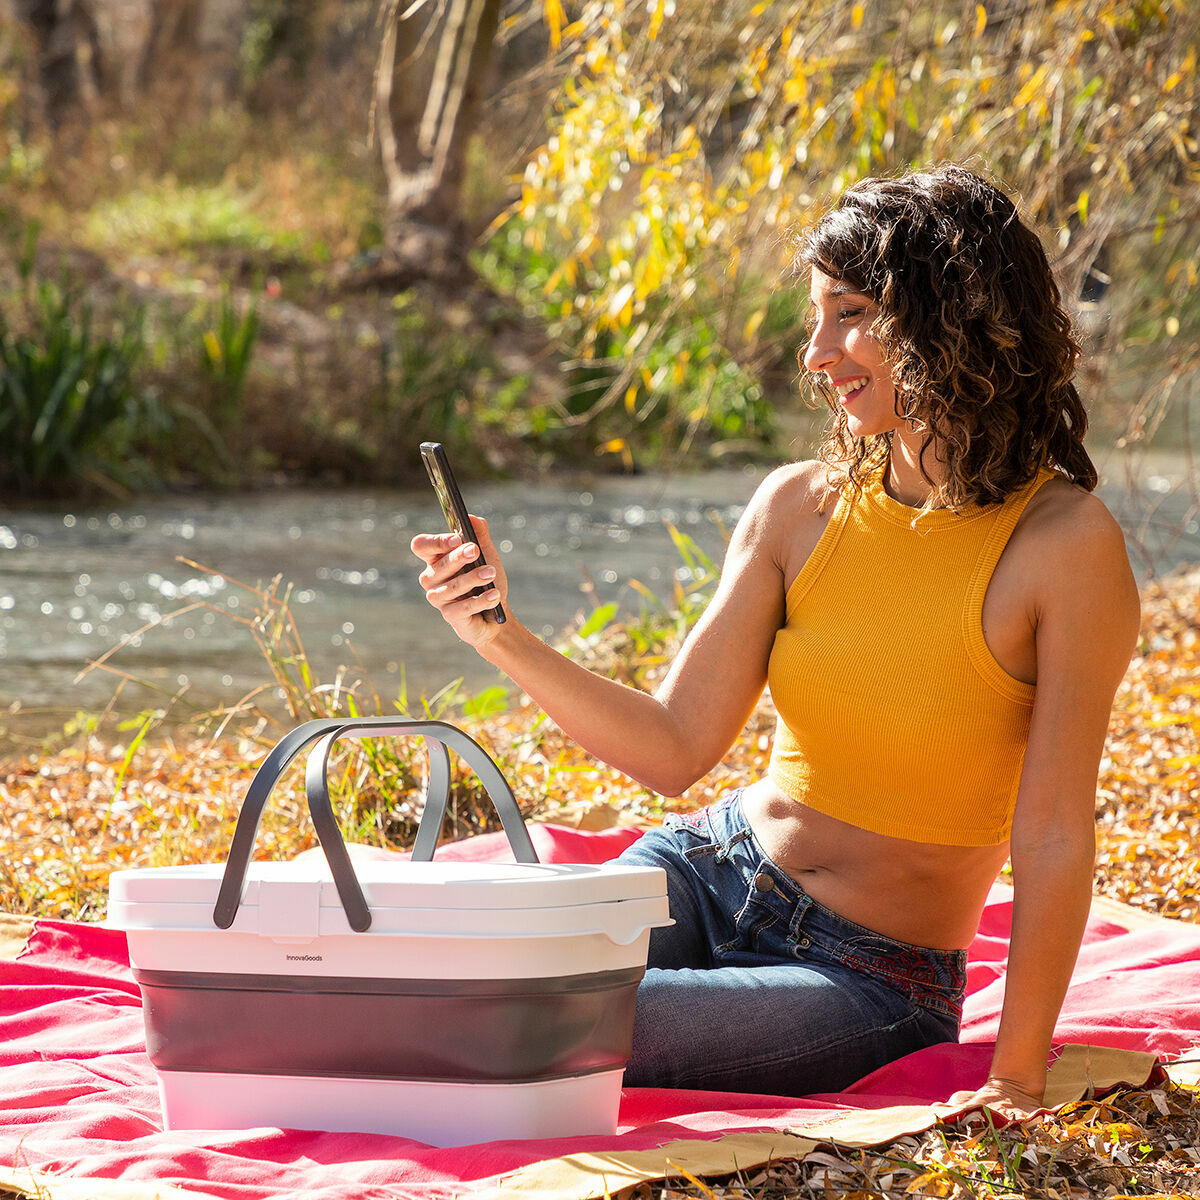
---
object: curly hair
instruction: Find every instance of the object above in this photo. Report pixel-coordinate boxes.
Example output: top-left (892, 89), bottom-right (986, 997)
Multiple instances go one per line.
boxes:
top-left (796, 164), bottom-right (1097, 508)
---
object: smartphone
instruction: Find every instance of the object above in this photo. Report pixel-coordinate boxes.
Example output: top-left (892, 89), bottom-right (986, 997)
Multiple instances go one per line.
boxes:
top-left (419, 442), bottom-right (506, 623)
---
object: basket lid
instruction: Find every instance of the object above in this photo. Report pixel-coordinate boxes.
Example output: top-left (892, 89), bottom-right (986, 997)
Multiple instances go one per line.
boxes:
top-left (110, 858), bottom-right (667, 913)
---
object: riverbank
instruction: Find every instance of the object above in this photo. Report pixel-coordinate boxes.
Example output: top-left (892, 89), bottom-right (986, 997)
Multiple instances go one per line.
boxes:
top-left (0, 467), bottom-right (763, 742)
top-left (4, 448), bottom-right (1199, 748)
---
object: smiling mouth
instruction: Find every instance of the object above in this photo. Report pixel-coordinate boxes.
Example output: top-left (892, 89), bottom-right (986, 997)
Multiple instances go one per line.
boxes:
top-left (834, 376), bottom-right (869, 404)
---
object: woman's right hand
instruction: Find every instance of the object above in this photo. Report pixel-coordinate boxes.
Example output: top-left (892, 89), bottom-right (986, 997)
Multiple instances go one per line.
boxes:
top-left (410, 516), bottom-right (510, 651)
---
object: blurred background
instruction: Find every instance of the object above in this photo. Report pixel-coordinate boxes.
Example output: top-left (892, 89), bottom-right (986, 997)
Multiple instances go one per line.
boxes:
top-left (1, 0), bottom-right (1197, 741)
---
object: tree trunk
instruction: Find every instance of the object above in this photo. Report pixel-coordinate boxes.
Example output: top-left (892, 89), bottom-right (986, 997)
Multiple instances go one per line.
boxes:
top-left (11, 0), bottom-right (98, 126)
top-left (376, 0), bottom-right (502, 285)
top-left (10, 0), bottom-right (247, 125)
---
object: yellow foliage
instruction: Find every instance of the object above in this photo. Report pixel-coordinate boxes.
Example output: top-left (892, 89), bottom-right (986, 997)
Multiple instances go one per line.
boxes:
top-left (543, 0), bottom-right (565, 50)
top-left (608, 281), bottom-right (635, 327)
top-left (647, 0), bottom-right (667, 42)
top-left (498, 0), bottom-right (1199, 454)
top-left (1013, 63), bottom-right (1049, 111)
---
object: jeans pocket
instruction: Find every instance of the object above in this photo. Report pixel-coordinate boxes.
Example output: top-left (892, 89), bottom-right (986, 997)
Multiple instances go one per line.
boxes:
top-left (829, 935), bottom-right (964, 1021)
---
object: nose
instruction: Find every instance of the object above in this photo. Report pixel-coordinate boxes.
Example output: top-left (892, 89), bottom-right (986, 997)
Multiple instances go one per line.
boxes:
top-left (802, 316), bottom-right (840, 375)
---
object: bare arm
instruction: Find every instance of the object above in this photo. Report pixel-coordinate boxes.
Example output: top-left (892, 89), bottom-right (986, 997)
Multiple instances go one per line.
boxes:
top-left (981, 494), bottom-right (1140, 1114)
top-left (411, 467), bottom-right (813, 794)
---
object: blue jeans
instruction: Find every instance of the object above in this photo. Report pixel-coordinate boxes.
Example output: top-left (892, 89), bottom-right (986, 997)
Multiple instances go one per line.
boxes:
top-left (615, 792), bottom-right (966, 1095)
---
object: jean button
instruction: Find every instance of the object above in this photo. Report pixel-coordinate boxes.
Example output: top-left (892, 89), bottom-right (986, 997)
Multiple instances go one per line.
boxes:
top-left (797, 936), bottom-right (811, 948)
top-left (753, 871), bottom-right (775, 893)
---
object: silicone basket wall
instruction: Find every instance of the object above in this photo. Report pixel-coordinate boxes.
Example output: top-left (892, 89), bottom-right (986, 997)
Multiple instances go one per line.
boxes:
top-left (108, 717), bottom-right (670, 1144)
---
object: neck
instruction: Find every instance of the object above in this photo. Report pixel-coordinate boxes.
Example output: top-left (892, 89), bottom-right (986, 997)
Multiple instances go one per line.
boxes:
top-left (885, 430), bottom-right (947, 507)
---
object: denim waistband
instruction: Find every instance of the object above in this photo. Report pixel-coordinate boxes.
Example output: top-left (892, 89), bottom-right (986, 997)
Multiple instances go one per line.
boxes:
top-left (669, 792), bottom-right (969, 1021)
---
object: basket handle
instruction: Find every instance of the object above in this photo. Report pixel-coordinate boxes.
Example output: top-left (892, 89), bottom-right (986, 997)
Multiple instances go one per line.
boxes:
top-left (212, 717), bottom-right (538, 931)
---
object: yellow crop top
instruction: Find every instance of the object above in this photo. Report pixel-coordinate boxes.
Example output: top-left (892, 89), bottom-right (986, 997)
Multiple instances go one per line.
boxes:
top-left (767, 459), bottom-right (1057, 846)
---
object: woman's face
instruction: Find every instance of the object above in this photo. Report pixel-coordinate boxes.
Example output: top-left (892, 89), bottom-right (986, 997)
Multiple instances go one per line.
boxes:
top-left (802, 267), bottom-right (902, 439)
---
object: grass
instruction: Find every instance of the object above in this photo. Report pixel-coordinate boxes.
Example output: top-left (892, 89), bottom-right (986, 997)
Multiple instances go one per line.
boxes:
top-left (82, 178), bottom-right (303, 260)
top-left (31, 99), bottom-right (383, 276)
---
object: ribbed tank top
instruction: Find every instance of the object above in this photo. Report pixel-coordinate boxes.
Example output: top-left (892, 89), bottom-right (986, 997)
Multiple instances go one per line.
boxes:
top-left (767, 460), bottom-right (1057, 846)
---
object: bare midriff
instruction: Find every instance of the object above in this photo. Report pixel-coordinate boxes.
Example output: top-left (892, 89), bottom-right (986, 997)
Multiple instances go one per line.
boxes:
top-left (739, 776), bottom-right (1010, 951)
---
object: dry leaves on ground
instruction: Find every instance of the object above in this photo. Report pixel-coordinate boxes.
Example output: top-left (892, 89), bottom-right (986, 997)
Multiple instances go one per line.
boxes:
top-left (1094, 568), bottom-right (1200, 921)
top-left (1, 569), bottom-right (1197, 922)
top-left (646, 1079), bottom-right (1200, 1199)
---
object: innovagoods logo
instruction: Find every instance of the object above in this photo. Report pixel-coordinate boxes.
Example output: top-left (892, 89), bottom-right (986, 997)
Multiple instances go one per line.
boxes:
top-left (285, 954), bottom-right (323, 962)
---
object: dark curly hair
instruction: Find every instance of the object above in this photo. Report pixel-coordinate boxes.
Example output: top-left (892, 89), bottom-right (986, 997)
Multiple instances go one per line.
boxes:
top-left (797, 164), bottom-right (1096, 507)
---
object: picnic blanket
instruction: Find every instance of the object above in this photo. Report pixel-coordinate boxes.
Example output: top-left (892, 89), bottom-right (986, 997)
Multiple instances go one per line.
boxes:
top-left (2, 822), bottom-right (1198, 1200)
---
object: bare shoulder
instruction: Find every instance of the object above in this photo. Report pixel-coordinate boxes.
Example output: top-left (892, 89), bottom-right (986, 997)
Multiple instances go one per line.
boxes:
top-left (1018, 477), bottom-right (1132, 573)
top-left (744, 456), bottom-right (830, 523)
top-left (731, 459), bottom-right (837, 582)
top-left (1017, 476), bottom-right (1140, 636)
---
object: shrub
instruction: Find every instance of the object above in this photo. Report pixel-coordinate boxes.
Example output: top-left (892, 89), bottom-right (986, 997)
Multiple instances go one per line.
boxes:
top-left (0, 270), bottom-right (148, 495)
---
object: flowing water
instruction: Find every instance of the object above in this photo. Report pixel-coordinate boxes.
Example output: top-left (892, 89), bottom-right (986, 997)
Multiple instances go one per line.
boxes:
top-left (2, 452), bottom-right (1197, 741)
top-left (0, 467), bottom-right (764, 735)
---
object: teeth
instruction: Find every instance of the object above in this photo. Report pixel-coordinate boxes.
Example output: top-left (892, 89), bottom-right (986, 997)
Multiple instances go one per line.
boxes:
top-left (835, 376), bottom-right (869, 397)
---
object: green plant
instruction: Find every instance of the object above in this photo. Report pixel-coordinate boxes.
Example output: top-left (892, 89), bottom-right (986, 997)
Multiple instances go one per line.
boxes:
top-left (199, 285), bottom-right (261, 424)
top-left (303, 289), bottom-right (504, 474)
top-left (381, 291), bottom-right (483, 441)
top-left (0, 247), bottom-right (148, 494)
top-left (474, 218), bottom-right (777, 466)
top-left (625, 527), bottom-right (722, 655)
top-left (241, 0), bottom-right (290, 84)
top-left (121, 559), bottom-right (527, 849)
top-left (558, 526), bottom-right (724, 690)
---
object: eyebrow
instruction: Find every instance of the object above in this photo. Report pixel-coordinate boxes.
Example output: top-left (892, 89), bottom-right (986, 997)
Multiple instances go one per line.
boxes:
top-left (824, 281), bottom-right (871, 299)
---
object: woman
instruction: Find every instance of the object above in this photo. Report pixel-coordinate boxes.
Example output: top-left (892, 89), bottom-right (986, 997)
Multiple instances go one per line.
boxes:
top-left (411, 164), bottom-right (1140, 1117)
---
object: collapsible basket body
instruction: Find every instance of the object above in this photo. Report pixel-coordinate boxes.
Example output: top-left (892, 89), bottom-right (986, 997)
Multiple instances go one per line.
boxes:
top-left (108, 717), bottom-right (670, 1144)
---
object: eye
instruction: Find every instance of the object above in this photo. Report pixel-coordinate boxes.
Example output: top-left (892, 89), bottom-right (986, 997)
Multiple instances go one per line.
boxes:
top-left (838, 306), bottom-right (865, 323)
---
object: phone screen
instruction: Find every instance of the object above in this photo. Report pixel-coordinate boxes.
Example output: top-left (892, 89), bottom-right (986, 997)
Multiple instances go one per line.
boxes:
top-left (419, 442), bottom-right (506, 623)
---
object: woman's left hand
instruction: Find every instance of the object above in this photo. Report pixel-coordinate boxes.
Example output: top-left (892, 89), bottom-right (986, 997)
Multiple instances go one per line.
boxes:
top-left (944, 1077), bottom-right (1047, 1121)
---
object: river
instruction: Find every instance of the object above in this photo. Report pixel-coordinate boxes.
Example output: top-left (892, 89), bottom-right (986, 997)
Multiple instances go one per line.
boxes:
top-left (1, 451), bottom-right (1197, 743)
top-left (0, 466), bottom-right (764, 738)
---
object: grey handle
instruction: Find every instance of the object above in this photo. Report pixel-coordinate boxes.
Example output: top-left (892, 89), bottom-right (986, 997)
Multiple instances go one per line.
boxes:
top-left (212, 717), bottom-right (538, 931)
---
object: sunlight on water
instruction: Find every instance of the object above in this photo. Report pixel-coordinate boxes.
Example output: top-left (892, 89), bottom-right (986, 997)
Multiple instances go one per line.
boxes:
top-left (0, 468), bottom-right (764, 724)
top-left (1, 452), bottom-right (1196, 732)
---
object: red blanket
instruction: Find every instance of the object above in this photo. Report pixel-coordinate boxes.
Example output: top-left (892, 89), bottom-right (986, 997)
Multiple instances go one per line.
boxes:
top-left (1, 824), bottom-right (1195, 1200)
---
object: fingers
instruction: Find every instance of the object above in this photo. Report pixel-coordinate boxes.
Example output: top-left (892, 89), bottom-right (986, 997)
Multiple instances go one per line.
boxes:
top-left (410, 532), bottom-right (485, 593)
top-left (441, 585), bottom-right (503, 622)
top-left (409, 530), bottom-right (463, 564)
top-left (942, 1083), bottom-right (1045, 1122)
top-left (410, 515), bottom-right (496, 566)
top-left (424, 558), bottom-right (498, 609)
top-left (412, 533), bottom-right (470, 571)
top-left (410, 518), bottom-right (505, 636)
